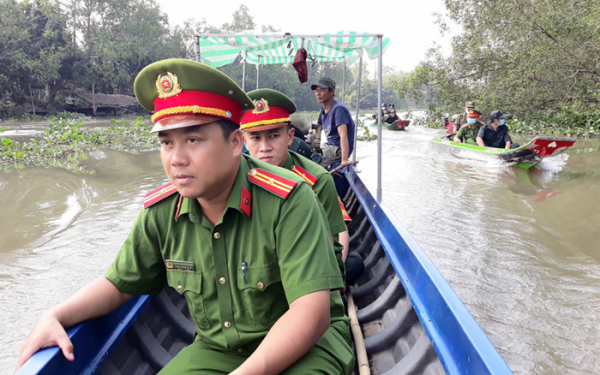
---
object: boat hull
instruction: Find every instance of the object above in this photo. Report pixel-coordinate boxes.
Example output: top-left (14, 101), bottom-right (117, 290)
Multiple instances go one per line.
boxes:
top-left (430, 136), bottom-right (576, 168)
top-left (17, 168), bottom-right (513, 375)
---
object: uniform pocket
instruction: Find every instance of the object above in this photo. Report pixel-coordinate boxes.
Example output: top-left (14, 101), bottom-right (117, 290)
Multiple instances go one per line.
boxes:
top-left (166, 271), bottom-right (211, 330)
top-left (237, 261), bottom-right (288, 328)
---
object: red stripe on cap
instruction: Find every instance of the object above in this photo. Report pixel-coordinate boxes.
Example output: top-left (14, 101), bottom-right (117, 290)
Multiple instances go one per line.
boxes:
top-left (154, 91), bottom-right (243, 124)
top-left (240, 106), bottom-right (290, 128)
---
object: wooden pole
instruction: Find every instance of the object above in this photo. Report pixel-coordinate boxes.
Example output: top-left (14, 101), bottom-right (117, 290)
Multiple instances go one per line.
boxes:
top-left (347, 291), bottom-right (371, 375)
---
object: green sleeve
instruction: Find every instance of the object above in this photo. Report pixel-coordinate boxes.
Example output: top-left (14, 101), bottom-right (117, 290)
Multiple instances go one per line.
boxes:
top-left (105, 208), bottom-right (167, 295)
top-left (312, 173), bottom-right (347, 236)
top-left (275, 183), bottom-right (344, 304)
top-left (455, 127), bottom-right (467, 140)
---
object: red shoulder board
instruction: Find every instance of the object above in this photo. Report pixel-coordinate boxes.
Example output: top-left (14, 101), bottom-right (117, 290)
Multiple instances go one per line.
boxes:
top-left (338, 196), bottom-right (351, 223)
top-left (248, 168), bottom-right (297, 199)
top-left (291, 165), bottom-right (317, 187)
top-left (144, 182), bottom-right (178, 208)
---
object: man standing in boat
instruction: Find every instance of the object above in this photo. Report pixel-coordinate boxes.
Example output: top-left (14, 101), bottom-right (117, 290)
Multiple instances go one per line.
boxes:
top-left (241, 88), bottom-right (364, 288)
top-left (452, 101), bottom-right (476, 133)
top-left (453, 110), bottom-right (484, 144)
top-left (312, 77), bottom-right (356, 169)
top-left (476, 110), bottom-right (520, 149)
top-left (15, 59), bottom-right (354, 375)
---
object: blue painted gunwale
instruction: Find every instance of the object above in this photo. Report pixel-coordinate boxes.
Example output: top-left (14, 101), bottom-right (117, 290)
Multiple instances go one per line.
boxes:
top-left (345, 167), bottom-right (512, 374)
top-left (15, 296), bottom-right (151, 375)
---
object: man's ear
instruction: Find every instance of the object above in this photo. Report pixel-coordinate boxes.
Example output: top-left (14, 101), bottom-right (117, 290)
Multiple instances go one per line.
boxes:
top-left (230, 129), bottom-right (244, 156)
top-left (287, 126), bottom-right (295, 146)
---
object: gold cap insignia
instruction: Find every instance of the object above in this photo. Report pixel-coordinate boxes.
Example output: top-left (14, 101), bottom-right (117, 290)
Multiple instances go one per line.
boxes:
top-left (252, 98), bottom-right (269, 114)
top-left (156, 72), bottom-right (182, 99)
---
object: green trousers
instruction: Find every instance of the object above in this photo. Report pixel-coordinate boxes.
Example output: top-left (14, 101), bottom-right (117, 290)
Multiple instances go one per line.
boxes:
top-left (158, 322), bottom-right (355, 375)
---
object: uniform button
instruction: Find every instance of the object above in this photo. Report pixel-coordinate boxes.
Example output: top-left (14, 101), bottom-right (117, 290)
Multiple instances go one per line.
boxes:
top-left (224, 321), bottom-right (231, 328)
top-left (214, 232), bottom-right (220, 239)
top-left (219, 277), bottom-right (226, 284)
top-left (257, 282), bottom-right (264, 289)
top-left (176, 285), bottom-right (183, 292)
top-left (237, 348), bottom-right (244, 354)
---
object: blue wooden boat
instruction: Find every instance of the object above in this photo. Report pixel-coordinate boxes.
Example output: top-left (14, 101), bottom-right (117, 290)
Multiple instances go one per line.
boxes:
top-left (17, 167), bottom-right (513, 375)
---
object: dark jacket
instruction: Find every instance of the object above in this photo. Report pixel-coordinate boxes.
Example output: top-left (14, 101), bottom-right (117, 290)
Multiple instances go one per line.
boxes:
top-left (476, 124), bottom-right (512, 148)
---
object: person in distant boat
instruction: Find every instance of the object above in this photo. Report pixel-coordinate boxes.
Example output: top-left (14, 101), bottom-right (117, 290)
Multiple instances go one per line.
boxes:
top-left (312, 77), bottom-right (356, 169)
top-left (454, 110), bottom-right (484, 144)
top-left (453, 101), bottom-right (476, 133)
top-left (384, 108), bottom-right (400, 125)
top-left (15, 59), bottom-right (354, 375)
top-left (242, 88), bottom-right (364, 288)
top-left (476, 110), bottom-right (520, 149)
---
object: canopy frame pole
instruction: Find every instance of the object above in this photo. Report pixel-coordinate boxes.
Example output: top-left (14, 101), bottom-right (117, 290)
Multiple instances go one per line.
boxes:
top-left (377, 36), bottom-right (383, 202)
top-left (256, 56), bottom-right (261, 89)
top-left (352, 55), bottom-right (362, 164)
top-left (242, 58), bottom-right (246, 91)
top-left (194, 35), bottom-right (200, 62)
top-left (342, 59), bottom-right (346, 104)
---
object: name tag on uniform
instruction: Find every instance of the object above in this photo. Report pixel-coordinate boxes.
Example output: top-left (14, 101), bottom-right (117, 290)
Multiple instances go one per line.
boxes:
top-left (165, 260), bottom-right (195, 273)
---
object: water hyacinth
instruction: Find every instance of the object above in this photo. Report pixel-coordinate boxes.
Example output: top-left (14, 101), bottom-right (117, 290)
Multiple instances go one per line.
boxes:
top-left (0, 117), bottom-right (156, 173)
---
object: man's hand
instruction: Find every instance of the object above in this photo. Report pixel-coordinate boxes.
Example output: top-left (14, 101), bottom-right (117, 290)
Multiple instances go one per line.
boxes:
top-left (453, 136), bottom-right (461, 143)
top-left (15, 313), bottom-right (74, 372)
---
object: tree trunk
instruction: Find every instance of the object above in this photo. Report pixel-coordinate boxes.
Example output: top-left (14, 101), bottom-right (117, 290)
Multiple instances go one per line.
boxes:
top-left (29, 83), bottom-right (36, 115)
top-left (92, 82), bottom-right (97, 117)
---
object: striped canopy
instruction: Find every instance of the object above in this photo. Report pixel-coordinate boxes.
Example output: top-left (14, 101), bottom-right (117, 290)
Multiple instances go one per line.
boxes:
top-left (197, 31), bottom-right (391, 67)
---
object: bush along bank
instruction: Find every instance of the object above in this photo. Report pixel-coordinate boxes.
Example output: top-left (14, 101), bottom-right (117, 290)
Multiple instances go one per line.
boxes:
top-left (0, 117), bottom-right (156, 173)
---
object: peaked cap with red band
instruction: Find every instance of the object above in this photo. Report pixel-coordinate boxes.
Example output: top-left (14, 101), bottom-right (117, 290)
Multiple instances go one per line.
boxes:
top-left (240, 89), bottom-right (297, 132)
top-left (468, 110), bottom-right (482, 118)
top-left (134, 59), bottom-right (254, 133)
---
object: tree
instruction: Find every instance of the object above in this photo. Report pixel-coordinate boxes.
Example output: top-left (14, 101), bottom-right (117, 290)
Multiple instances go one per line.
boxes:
top-left (395, 0), bottom-right (600, 126)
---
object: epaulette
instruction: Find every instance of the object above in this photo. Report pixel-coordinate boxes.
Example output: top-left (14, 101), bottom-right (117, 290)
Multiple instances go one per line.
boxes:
top-left (291, 165), bottom-right (317, 187)
top-left (144, 182), bottom-right (178, 208)
top-left (339, 197), bottom-right (352, 223)
top-left (248, 168), bottom-right (297, 199)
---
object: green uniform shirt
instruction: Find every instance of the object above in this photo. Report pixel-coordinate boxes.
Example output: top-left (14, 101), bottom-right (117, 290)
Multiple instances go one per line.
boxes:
top-left (283, 150), bottom-right (347, 236)
top-left (105, 154), bottom-right (347, 353)
top-left (283, 150), bottom-right (348, 281)
top-left (456, 123), bottom-right (483, 144)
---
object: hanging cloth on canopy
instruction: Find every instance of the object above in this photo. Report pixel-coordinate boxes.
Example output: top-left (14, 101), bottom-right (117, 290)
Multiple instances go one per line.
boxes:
top-left (292, 48), bottom-right (308, 83)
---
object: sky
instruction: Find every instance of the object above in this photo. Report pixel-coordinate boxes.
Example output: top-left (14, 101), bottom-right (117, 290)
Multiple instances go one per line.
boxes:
top-left (155, 0), bottom-right (457, 77)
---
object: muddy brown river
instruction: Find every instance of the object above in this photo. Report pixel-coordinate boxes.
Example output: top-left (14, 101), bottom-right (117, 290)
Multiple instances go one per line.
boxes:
top-left (1, 122), bottom-right (599, 374)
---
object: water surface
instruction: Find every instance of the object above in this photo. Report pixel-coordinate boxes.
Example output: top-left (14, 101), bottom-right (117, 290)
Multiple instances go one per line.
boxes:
top-left (1, 125), bottom-right (599, 374)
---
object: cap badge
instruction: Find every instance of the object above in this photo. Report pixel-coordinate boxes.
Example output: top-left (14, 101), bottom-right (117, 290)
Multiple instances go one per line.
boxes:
top-left (252, 98), bottom-right (270, 114)
top-left (156, 72), bottom-right (182, 99)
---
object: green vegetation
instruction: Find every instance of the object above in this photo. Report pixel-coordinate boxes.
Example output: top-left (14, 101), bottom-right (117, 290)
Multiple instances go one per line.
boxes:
top-left (0, 1), bottom-right (404, 119)
top-left (356, 118), bottom-right (378, 141)
top-left (394, 0), bottom-right (600, 136)
top-left (0, 117), bottom-right (155, 173)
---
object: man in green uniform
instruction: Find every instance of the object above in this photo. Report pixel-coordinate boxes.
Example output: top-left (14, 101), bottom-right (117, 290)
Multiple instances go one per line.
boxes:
top-left (15, 59), bottom-right (354, 375)
top-left (452, 100), bottom-right (476, 133)
top-left (453, 110), bottom-right (484, 144)
top-left (241, 88), bottom-right (364, 286)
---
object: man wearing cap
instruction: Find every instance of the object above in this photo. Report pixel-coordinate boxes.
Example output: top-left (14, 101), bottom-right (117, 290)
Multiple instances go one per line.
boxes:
top-left (242, 88), bottom-right (365, 287)
top-left (476, 110), bottom-right (520, 149)
top-left (15, 59), bottom-right (354, 375)
top-left (453, 101), bottom-right (476, 133)
top-left (312, 77), bottom-right (356, 169)
top-left (454, 110), bottom-right (484, 144)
